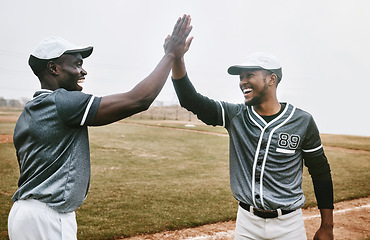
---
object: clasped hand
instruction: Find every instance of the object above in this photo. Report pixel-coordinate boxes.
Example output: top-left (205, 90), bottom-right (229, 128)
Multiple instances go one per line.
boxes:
top-left (164, 14), bottom-right (194, 59)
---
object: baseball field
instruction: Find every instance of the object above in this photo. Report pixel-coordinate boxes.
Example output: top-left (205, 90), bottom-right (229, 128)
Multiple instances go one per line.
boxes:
top-left (0, 109), bottom-right (369, 240)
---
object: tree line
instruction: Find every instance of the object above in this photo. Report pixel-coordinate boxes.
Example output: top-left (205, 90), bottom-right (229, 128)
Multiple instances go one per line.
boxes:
top-left (0, 97), bottom-right (29, 109)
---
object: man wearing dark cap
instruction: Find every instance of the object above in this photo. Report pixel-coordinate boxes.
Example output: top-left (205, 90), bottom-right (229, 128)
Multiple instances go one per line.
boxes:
top-left (171, 51), bottom-right (334, 239)
top-left (8, 15), bottom-right (193, 239)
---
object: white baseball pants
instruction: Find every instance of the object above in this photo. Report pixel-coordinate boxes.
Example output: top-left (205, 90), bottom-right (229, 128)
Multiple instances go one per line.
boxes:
top-left (234, 205), bottom-right (307, 240)
top-left (8, 199), bottom-right (77, 240)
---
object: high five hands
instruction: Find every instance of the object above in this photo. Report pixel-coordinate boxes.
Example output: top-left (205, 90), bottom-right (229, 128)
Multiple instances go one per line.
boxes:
top-left (164, 14), bottom-right (194, 59)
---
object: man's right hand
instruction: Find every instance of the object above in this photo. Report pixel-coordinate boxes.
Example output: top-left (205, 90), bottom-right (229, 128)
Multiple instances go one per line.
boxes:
top-left (92, 14), bottom-right (194, 126)
top-left (163, 14), bottom-right (193, 59)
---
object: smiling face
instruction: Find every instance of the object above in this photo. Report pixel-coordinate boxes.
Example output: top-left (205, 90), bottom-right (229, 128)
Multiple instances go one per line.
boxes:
top-left (53, 53), bottom-right (87, 91)
top-left (239, 69), bottom-right (272, 106)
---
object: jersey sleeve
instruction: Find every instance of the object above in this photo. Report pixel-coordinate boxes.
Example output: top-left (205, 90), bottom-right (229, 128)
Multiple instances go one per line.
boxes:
top-left (302, 115), bottom-right (334, 209)
top-left (301, 115), bottom-right (324, 156)
top-left (172, 73), bottom-right (223, 126)
top-left (304, 152), bottom-right (334, 209)
top-left (55, 89), bottom-right (102, 127)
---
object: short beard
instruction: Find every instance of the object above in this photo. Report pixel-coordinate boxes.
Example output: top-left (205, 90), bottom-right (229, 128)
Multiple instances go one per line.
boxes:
top-left (244, 98), bottom-right (261, 106)
top-left (244, 78), bottom-right (268, 107)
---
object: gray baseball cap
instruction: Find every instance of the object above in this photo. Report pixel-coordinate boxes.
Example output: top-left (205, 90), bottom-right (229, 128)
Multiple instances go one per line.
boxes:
top-left (227, 52), bottom-right (282, 80)
top-left (31, 36), bottom-right (93, 60)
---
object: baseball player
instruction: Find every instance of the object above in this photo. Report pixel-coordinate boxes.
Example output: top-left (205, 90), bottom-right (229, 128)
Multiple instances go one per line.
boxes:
top-left (171, 51), bottom-right (334, 239)
top-left (8, 15), bottom-right (193, 239)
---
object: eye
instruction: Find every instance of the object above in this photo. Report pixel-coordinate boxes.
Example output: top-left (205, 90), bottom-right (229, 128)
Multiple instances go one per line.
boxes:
top-left (240, 73), bottom-right (253, 81)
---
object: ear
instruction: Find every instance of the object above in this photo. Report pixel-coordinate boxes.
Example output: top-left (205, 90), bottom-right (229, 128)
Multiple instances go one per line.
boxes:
top-left (268, 73), bottom-right (278, 87)
top-left (46, 61), bottom-right (59, 76)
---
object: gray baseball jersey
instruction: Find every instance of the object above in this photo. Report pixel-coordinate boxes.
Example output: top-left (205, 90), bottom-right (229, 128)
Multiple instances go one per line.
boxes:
top-left (220, 101), bottom-right (323, 210)
top-left (12, 89), bottom-right (101, 213)
top-left (173, 74), bottom-right (331, 211)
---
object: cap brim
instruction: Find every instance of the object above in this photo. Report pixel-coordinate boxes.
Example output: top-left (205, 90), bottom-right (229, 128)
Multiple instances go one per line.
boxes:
top-left (228, 66), bottom-right (282, 80)
top-left (65, 46), bottom-right (93, 58)
top-left (227, 66), bottom-right (264, 75)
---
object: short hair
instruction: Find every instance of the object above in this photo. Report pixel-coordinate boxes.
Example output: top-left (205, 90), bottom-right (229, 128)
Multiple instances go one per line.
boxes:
top-left (28, 55), bottom-right (62, 76)
top-left (262, 70), bottom-right (282, 85)
top-left (28, 55), bottom-right (50, 76)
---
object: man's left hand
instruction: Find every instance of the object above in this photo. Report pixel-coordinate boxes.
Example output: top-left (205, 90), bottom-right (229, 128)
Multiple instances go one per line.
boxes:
top-left (313, 225), bottom-right (333, 240)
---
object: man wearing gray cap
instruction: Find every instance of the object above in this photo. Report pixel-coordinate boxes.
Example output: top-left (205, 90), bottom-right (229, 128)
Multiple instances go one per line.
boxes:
top-left (8, 15), bottom-right (193, 239)
top-left (171, 51), bottom-right (334, 239)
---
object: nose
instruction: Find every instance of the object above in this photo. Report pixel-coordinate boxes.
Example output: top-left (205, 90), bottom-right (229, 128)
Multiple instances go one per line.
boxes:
top-left (81, 68), bottom-right (87, 76)
top-left (240, 76), bottom-right (248, 85)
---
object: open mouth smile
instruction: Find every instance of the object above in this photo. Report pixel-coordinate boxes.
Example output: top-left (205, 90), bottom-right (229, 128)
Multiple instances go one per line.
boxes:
top-left (76, 77), bottom-right (85, 90)
top-left (77, 77), bottom-right (85, 84)
top-left (243, 88), bottom-right (252, 96)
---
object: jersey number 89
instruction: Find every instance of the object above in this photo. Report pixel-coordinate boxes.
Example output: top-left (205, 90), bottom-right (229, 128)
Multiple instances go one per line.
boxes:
top-left (278, 133), bottom-right (300, 149)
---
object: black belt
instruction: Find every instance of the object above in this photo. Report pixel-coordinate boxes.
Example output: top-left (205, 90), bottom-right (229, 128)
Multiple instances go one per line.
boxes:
top-left (239, 202), bottom-right (295, 219)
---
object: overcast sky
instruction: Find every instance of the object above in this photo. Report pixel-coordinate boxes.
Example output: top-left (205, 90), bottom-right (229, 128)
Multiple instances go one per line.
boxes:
top-left (1, 0), bottom-right (369, 136)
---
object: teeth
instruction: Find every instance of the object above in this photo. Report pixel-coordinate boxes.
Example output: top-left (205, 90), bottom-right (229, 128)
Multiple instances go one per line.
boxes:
top-left (243, 88), bottom-right (252, 94)
top-left (77, 80), bottom-right (84, 83)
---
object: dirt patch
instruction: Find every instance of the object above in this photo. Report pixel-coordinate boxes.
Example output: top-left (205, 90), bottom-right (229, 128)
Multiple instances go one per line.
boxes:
top-left (304, 197), bottom-right (370, 239)
top-left (0, 134), bottom-right (12, 144)
top-left (121, 197), bottom-right (370, 240)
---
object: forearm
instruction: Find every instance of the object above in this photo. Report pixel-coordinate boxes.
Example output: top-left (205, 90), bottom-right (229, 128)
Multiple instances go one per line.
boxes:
top-left (304, 152), bottom-right (334, 209)
top-left (172, 74), bottom-right (223, 126)
top-left (92, 54), bottom-right (175, 126)
top-left (131, 53), bottom-right (176, 105)
top-left (172, 72), bottom-right (200, 111)
top-left (306, 152), bottom-right (334, 239)
top-left (312, 177), bottom-right (334, 209)
top-left (313, 208), bottom-right (334, 239)
top-left (171, 57), bottom-right (196, 109)
top-left (172, 57), bottom-right (187, 79)
top-left (320, 209), bottom-right (334, 228)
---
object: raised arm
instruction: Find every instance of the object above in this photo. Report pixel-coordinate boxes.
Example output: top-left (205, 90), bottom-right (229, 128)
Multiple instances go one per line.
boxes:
top-left (171, 38), bottom-right (192, 79)
top-left (171, 37), bottom-right (225, 127)
top-left (92, 15), bottom-right (193, 126)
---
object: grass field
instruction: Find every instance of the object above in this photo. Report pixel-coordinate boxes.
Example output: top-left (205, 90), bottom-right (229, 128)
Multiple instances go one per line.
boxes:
top-left (0, 110), bottom-right (369, 239)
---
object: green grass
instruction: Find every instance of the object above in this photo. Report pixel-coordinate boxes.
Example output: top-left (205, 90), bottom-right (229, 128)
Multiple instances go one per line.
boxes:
top-left (80, 122), bottom-right (233, 239)
top-left (0, 115), bottom-right (369, 239)
top-left (123, 118), bottom-right (228, 135)
top-left (0, 143), bottom-right (19, 239)
top-left (321, 133), bottom-right (370, 151)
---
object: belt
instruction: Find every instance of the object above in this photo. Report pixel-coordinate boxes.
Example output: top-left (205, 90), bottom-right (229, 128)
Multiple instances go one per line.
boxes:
top-left (239, 202), bottom-right (295, 219)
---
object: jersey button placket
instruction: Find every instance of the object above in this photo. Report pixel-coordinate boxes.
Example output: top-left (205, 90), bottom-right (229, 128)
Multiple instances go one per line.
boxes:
top-left (255, 129), bottom-right (269, 208)
top-left (256, 155), bottom-right (263, 182)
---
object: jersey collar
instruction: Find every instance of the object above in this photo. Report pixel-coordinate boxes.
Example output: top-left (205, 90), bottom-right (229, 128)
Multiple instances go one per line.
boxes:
top-left (33, 89), bottom-right (54, 99)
